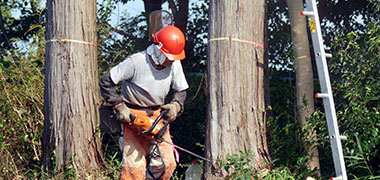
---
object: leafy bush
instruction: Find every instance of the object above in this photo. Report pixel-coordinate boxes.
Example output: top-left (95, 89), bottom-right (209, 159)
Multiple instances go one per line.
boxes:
top-left (221, 151), bottom-right (256, 179)
top-left (329, 18), bottom-right (380, 179)
top-left (267, 2), bottom-right (380, 179)
top-left (220, 151), bottom-right (300, 180)
top-left (0, 35), bottom-right (45, 178)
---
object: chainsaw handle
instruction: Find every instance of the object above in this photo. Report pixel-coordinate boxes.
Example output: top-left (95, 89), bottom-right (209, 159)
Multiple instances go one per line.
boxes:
top-left (129, 114), bottom-right (136, 123)
top-left (155, 118), bottom-right (170, 140)
top-left (141, 110), bottom-right (168, 134)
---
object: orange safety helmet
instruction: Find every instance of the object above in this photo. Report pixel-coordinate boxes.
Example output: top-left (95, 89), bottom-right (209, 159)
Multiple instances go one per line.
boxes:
top-left (153, 25), bottom-right (186, 60)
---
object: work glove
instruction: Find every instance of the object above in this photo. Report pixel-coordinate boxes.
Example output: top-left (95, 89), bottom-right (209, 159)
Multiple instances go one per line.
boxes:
top-left (113, 103), bottom-right (131, 123)
top-left (161, 102), bottom-right (181, 121)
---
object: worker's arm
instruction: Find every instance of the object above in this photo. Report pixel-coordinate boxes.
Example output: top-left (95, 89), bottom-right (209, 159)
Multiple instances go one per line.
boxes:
top-left (171, 90), bottom-right (186, 115)
top-left (161, 90), bottom-right (187, 121)
top-left (100, 71), bottom-right (132, 123)
top-left (99, 71), bottom-right (125, 105)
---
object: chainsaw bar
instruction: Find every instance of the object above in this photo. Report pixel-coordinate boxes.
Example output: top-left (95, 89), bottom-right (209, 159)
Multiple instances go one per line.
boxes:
top-left (160, 139), bottom-right (212, 162)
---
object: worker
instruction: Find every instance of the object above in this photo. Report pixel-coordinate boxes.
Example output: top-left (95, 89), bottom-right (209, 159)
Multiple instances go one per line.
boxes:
top-left (99, 25), bottom-right (188, 180)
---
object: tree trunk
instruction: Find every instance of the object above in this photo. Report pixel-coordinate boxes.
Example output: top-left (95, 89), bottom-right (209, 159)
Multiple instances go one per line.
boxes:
top-left (43, 0), bottom-right (104, 176)
top-left (143, 0), bottom-right (162, 17)
top-left (168, 0), bottom-right (189, 33)
top-left (143, 0), bottom-right (162, 41)
top-left (205, 0), bottom-right (270, 178)
top-left (286, 0), bottom-right (320, 173)
top-left (167, 0), bottom-right (191, 65)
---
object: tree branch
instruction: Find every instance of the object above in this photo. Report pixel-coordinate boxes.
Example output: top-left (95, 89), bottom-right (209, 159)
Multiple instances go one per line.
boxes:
top-left (0, 8), bottom-right (11, 48)
top-left (167, 0), bottom-right (178, 16)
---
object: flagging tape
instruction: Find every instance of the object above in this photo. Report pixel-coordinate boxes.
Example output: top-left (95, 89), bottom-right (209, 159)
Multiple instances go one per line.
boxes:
top-left (209, 37), bottom-right (267, 49)
top-left (295, 55), bottom-right (311, 60)
top-left (46, 39), bottom-right (97, 47)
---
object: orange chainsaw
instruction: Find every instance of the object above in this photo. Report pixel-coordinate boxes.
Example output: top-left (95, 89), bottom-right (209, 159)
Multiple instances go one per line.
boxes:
top-left (128, 107), bottom-right (212, 162)
top-left (128, 109), bottom-right (169, 140)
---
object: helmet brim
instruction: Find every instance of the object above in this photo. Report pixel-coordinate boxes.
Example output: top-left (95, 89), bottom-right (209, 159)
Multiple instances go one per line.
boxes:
top-left (162, 50), bottom-right (186, 60)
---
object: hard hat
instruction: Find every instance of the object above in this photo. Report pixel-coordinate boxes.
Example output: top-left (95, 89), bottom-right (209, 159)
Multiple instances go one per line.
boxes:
top-left (153, 25), bottom-right (186, 60)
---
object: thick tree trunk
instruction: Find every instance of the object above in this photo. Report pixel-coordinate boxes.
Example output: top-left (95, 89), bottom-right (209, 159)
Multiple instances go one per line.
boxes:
top-left (205, 0), bottom-right (270, 179)
top-left (43, 0), bottom-right (104, 175)
top-left (286, 0), bottom-right (320, 173)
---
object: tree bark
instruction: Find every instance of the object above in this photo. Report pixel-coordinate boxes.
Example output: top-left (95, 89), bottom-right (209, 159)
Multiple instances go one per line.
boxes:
top-left (43, 0), bottom-right (104, 176)
top-left (205, 0), bottom-right (270, 178)
top-left (286, 0), bottom-right (320, 173)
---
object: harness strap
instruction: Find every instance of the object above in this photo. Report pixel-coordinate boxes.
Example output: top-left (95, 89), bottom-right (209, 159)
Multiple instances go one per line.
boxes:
top-left (146, 141), bottom-right (166, 180)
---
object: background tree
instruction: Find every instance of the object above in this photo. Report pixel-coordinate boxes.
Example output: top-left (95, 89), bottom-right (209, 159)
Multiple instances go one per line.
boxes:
top-left (286, 0), bottom-right (319, 174)
top-left (0, 0), bottom-right (45, 57)
top-left (205, 0), bottom-right (271, 178)
top-left (167, 0), bottom-right (188, 32)
top-left (143, 0), bottom-right (162, 14)
top-left (42, 0), bottom-right (104, 176)
top-left (0, 1), bottom-right (46, 178)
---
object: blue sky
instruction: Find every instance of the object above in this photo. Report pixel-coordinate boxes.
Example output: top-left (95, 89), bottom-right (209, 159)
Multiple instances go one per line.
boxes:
top-left (10, 0), bottom-right (202, 28)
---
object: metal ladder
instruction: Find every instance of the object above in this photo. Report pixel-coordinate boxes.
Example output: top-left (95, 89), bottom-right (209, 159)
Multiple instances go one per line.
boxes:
top-left (301, 0), bottom-right (347, 180)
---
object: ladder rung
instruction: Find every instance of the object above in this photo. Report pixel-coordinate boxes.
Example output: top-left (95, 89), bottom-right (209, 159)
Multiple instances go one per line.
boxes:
top-left (315, 93), bottom-right (329, 98)
top-left (340, 135), bottom-right (347, 140)
top-left (325, 53), bottom-right (333, 58)
top-left (301, 11), bottom-right (314, 16)
top-left (330, 176), bottom-right (343, 180)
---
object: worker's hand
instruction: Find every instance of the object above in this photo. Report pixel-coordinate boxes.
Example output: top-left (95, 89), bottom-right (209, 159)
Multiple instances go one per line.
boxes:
top-left (113, 103), bottom-right (131, 123)
top-left (161, 102), bottom-right (181, 121)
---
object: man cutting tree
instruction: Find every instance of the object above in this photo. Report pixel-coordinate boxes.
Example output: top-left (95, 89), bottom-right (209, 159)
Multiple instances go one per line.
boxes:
top-left (99, 25), bottom-right (188, 180)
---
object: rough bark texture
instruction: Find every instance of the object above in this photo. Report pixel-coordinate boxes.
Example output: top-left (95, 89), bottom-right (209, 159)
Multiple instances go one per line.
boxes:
top-left (43, 0), bottom-right (104, 175)
top-left (286, 0), bottom-right (320, 173)
top-left (205, 0), bottom-right (270, 179)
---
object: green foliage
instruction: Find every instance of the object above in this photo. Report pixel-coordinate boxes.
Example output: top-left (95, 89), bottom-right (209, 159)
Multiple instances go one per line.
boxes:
top-left (0, 13), bottom-right (45, 179)
top-left (262, 167), bottom-right (296, 180)
top-left (267, 0), bottom-right (293, 70)
top-left (104, 151), bottom-right (123, 179)
top-left (170, 171), bottom-right (185, 180)
top-left (0, 0), bottom-right (45, 52)
top-left (183, 0), bottom-right (208, 73)
top-left (267, 71), bottom-right (319, 179)
top-left (328, 11), bottom-right (380, 178)
top-left (220, 151), bottom-right (256, 179)
top-left (267, 1), bottom-right (380, 179)
top-left (267, 71), bottom-right (301, 166)
top-left (97, 0), bottom-right (149, 75)
top-left (220, 151), bottom-right (300, 180)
